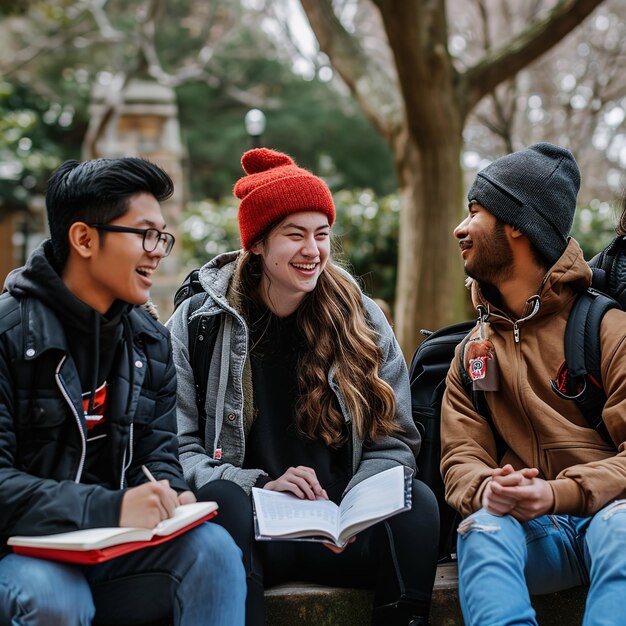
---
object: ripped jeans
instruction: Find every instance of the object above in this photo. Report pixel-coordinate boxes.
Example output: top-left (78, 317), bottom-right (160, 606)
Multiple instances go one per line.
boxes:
top-left (456, 500), bottom-right (626, 626)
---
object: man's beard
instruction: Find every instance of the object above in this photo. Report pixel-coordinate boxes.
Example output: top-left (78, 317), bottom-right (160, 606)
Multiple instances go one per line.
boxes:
top-left (464, 221), bottom-right (514, 287)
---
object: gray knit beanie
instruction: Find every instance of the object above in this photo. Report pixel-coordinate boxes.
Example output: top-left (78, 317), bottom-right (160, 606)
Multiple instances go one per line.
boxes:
top-left (467, 142), bottom-right (580, 266)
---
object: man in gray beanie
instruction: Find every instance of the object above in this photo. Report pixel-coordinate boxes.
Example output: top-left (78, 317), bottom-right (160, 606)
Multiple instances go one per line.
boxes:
top-left (440, 143), bottom-right (626, 625)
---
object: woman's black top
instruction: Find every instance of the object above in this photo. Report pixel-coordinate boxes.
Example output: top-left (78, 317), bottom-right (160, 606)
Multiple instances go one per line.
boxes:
top-left (243, 304), bottom-right (351, 504)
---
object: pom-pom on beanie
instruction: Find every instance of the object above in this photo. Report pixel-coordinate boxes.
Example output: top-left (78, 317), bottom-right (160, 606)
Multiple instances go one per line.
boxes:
top-left (234, 148), bottom-right (336, 249)
top-left (467, 142), bottom-right (580, 266)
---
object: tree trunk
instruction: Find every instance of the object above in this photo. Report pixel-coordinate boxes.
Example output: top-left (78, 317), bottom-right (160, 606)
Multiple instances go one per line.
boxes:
top-left (392, 127), bottom-right (466, 357)
top-left (298, 0), bottom-right (606, 358)
top-left (0, 213), bottom-right (16, 288)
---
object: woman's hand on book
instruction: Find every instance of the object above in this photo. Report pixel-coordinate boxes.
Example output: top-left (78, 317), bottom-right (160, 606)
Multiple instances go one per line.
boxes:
top-left (264, 466), bottom-right (329, 501)
top-left (119, 481), bottom-right (179, 528)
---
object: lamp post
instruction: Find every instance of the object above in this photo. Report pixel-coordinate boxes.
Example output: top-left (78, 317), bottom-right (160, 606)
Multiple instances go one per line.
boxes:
top-left (244, 109), bottom-right (266, 148)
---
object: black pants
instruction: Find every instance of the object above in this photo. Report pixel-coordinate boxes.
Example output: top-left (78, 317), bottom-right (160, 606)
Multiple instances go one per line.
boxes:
top-left (197, 478), bottom-right (439, 626)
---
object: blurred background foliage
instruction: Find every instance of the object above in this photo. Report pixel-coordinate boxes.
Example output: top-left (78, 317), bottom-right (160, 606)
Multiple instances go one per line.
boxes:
top-left (0, 0), bottom-right (396, 210)
top-left (0, 0), bottom-right (624, 314)
top-left (0, 0), bottom-right (400, 303)
top-left (0, 79), bottom-right (86, 212)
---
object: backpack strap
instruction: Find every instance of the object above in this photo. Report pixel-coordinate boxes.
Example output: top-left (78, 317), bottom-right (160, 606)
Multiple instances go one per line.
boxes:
top-left (174, 269), bottom-right (203, 311)
top-left (606, 237), bottom-right (626, 308)
top-left (558, 289), bottom-right (617, 445)
top-left (187, 292), bottom-right (219, 441)
top-left (173, 268), bottom-right (220, 441)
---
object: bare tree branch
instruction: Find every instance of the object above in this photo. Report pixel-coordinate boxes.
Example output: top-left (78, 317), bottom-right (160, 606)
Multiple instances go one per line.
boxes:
top-left (264, 2), bottom-right (326, 75)
top-left (135, 0), bottom-right (237, 93)
top-left (463, 0), bottom-right (605, 116)
top-left (1, 29), bottom-right (84, 75)
top-left (85, 0), bottom-right (123, 40)
top-left (0, 0), bottom-right (123, 76)
top-left (82, 71), bottom-right (129, 160)
top-left (299, 0), bottom-right (402, 137)
top-left (474, 0), bottom-right (524, 152)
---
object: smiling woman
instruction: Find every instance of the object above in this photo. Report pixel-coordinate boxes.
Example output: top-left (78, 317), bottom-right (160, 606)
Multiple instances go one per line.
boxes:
top-left (166, 148), bottom-right (440, 626)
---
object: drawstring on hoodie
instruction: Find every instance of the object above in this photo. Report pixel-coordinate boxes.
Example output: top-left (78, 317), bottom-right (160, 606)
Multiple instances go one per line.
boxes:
top-left (84, 310), bottom-right (136, 487)
top-left (87, 310), bottom-right (100, 416)
top-left (122, 313), bottom-right (135, 415)
top-left (476, 304), bottom-right (490, 324)
top-left (87, 309), bottom-right (134, 415)
top-left (120, 313), bottom-right (135, 486)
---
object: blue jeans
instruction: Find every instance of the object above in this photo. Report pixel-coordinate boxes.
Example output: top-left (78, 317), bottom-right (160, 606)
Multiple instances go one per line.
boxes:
top-left (456, 500), bottom-right (626, 626)
top-left (0, 522), bottom-right (246, 626)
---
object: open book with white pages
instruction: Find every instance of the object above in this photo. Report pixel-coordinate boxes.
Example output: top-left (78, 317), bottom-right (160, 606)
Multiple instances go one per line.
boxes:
top-left (252, 465), bottom-right (412, 548)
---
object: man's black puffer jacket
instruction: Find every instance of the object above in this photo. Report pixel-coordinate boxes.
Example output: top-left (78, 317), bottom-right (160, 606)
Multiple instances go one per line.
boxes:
top-left (0, 272), bottom-right (187, 559)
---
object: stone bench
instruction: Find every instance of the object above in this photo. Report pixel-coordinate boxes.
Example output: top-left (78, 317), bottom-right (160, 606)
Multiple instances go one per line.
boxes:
top-left (265, 562), bottom-right (588, 625)
top-left (97, 562), bottom-right (588, 626)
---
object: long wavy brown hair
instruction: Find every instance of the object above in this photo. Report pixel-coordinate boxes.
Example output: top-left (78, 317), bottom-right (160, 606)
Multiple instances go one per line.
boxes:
top-left (236, 242), bottom-right (398, 447)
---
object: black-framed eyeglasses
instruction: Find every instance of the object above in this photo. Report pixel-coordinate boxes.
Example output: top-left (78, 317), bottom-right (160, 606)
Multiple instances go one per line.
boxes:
top-left (88, 224), bottom-right (176, 257)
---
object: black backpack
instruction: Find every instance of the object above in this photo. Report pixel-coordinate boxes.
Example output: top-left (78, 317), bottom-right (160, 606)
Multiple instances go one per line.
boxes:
top-left (173, 269), bottom-right (220, 439)
top-left (409, 236), bottom-right (625, 561)
top-left (408, 321), bottom-right (492, 561)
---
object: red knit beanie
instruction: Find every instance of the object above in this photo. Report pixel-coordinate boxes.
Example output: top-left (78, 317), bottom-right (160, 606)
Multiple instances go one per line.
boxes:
top-left (234, 148), bottom-right (336, 249)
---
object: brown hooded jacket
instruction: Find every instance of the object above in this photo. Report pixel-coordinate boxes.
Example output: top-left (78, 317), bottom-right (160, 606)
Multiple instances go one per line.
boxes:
top-left (441, 239), bottom-right (626, 518)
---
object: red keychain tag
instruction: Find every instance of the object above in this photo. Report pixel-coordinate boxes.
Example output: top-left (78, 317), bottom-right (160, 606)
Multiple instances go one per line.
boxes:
top-left (465, 318), bottom-right (499, 391)
top-left (469, 355), bottom-right (489, 381)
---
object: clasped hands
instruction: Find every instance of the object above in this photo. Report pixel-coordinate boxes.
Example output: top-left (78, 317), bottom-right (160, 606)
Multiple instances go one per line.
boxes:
top-left (482, 464), bottom-right (554, 521)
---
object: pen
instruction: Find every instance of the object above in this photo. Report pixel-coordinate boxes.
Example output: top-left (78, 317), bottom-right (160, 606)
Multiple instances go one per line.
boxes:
top-left (142, 465), bottom-right (158, 483)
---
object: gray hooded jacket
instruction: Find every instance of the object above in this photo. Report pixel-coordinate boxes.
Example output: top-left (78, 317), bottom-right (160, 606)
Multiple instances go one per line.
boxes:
top-left (166, 251), bottom-right (419, 494)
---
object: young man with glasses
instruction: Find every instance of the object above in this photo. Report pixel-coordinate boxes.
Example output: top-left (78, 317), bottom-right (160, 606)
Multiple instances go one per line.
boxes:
top-left (0, 157), bottom-right (245, 625)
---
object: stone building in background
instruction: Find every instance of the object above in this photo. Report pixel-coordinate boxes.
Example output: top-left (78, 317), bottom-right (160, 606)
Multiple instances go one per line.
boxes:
top-left (84, 76), bottom-right (185, 320)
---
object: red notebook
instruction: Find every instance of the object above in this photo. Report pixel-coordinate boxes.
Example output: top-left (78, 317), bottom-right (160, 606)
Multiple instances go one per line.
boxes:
top-left (8, 502), bottom-right (218, 565)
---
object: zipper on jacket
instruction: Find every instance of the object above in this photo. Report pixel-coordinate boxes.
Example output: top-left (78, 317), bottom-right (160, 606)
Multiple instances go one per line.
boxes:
top-left (55, 356), bottom-right (86, 483)
top-left (238, 313), bottom-right (249, 463)
top-left (214, 304), bottom-right (248, 465)
top-left (511, 296), bottom-right (540, 344)
top-left (512, 321), bottom-right (540, 468)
